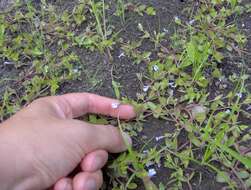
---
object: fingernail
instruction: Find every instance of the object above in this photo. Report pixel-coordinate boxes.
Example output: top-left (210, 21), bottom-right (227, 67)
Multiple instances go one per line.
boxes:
top-left (61, 179), bottom-right (72, 190)
top-left (85, 179), bottom-right (97, 190)
top-left (93, 156), bottom-right (103, 170)
top-left (121, 132), bottom-right (132, 147)
top-left (64, 183), bottom-right (72, 190)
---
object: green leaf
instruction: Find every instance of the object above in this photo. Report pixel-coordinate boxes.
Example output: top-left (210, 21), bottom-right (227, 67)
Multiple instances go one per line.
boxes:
top-left (245, 177), bottom-right (251, 188)
top-left (142, 177), bottom-right (158, 190)
top-left (196, 76), bottom-right (208, 88)
top-left (159, 183), bottom-right (165, 190)
top-left (88, 115), bottom-right (108, 125)
top-left (146, 7), bottom-right (156, 16)
top-left (213, 51), bottom-right (224, 62)
top-left (0, 24), bottom-right (5, 47)
top-left (219, 145), bottom-right (251, 169)
top-left (32, 47), bottom-right (43, 56)
top-left (216, 172), bottom-right (230, 183)
top-left (128, 183), bottom-right (137, 189)
top-left (147, 102), bottom-right (157, 111)
top-left (237, 170), bottom-right (250, 179)
top-left (174, 16), bottom-right (181, 25)
top-left (112, 80), bottom-right (121, 99)
top-left (188, 133), bottom-right (201, 147)
top-left (230, 0), bottom-right (237, 8)
top-left (49, 79), bottom-right (59, 95)
top-left (212, 68), bottom-right (221, 78)
top-left (195, 112), bottom-right (206, 123)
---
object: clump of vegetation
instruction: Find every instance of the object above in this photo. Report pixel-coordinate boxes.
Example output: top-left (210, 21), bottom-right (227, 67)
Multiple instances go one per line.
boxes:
top-left (0, 0), bottom-right (250, 189)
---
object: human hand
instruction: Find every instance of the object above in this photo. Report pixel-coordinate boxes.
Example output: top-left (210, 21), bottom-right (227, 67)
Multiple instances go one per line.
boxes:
top-left (0, 93), bottom-right (135, 190)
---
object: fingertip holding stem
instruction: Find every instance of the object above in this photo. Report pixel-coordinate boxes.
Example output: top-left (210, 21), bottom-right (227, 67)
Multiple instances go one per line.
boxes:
top-left (111, 101), bottom-right (136, 119)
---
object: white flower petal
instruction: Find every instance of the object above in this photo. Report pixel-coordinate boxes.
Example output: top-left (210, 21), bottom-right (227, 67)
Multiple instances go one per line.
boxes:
top-left (111, 102), bottom-right (120, 109)
top-left (118, 52), bottom-right (125, 58)
top-left (155, 136), bottom-right (165, 141)
top-left (143, 85), bottom-right (150, 92)
top-left (148, 168), bottom-right (157, 177)
top-left (153, 65), bottom-right (159, 72)
top-left (236, 93), bottom-right (243, 98)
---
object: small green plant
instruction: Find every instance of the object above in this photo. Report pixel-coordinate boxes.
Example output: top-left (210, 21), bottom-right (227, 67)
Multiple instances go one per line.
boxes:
top-left (0, 0), bottom-right (250, 189)
top-left (115, 0), bottom-right (126, 23)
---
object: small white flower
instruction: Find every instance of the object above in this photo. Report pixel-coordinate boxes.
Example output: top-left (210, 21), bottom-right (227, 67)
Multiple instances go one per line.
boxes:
top-left (148, 168), bottom-right (157, 178)
top-left (169, 82), bottom-right (175, 88)
top-left (219, 77), bottom-right (224, 82)
top-left (111, 102), bottom-right (120, 109)
top-left (174, 16), bottom-right (179, 21)
top-left (225, 109), bottom-right (231, 114)
top-left (4, 61), bottom-right (14, 65)
top-left (143, 85), bottom-right (150, 92)
top-left (163, 28), bottom-right (169, 33)
top-left (188, 19), bottom-right (195, 25)
top-left (143, 150), bottom-right (149, 154)
top-left (242, 23), bottom-right (245, 27)
top-left (73, 69), bottom-right (79, 73)
top-left (118, 52), bottom-right (125, 58)
top-left (153, 65), bottom-right (159, 72)
top-left (246, 105), bottom-right (251, 111)
top-left (155, 136), bottom-right (165, 142)
top-left (236, 93), bottom-right (243, 98)
top-left (138, 23), bottom-right (143, 31)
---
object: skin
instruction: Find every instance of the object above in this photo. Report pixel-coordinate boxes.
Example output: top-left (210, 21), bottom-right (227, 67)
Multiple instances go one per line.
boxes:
top-left (0, 93), bottom-right (136, 190)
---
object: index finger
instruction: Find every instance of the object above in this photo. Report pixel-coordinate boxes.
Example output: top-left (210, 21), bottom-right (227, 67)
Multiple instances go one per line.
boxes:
top-left (39, 93), bottom-right (136, 119)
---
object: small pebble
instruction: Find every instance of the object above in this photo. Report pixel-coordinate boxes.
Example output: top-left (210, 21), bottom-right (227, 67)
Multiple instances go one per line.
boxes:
top-left (148, 168), bottom-right (157, 178)
top-left (111, 102), bottom-right (120, 109)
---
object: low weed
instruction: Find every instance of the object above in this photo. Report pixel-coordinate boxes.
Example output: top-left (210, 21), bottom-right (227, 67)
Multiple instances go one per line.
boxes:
top-left (0, 0), bottom-right (250, 189)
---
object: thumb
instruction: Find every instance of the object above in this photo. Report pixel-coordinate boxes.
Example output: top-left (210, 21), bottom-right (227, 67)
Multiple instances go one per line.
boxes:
top-left (68, 120), bottom-right (132, 154)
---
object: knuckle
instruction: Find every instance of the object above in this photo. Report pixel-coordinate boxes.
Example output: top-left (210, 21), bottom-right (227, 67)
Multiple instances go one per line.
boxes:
top-left (31, 97), bottom-right (51, 107)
